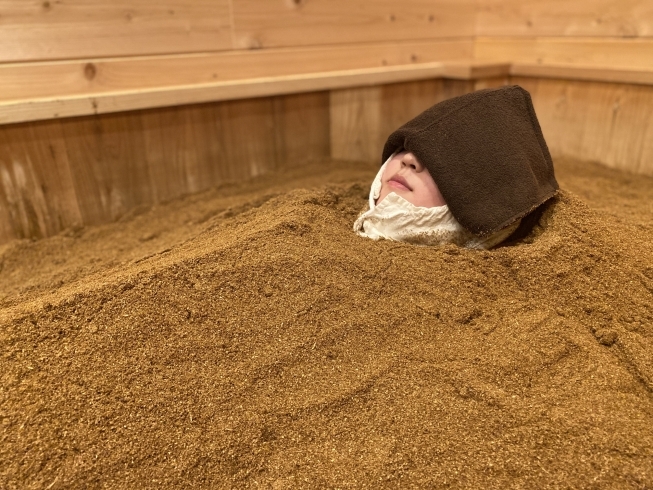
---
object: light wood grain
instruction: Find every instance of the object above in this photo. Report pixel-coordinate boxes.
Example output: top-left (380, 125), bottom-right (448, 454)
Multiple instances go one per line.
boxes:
top-left (0, 91), bottom-right (331, 242)
top-left (473, 77), bottom-right (509, 91)
top-left (517, 77), bottom-right (653, 176)
top-left (0, 126), bottom-right (46, 240)
top-left (330, 80), bottom-right (473, 164)
top-left (475, 37), bottom-right (653, 69)
top-left (140, 107), bottom-right (197, 204)
top-left (0, 61), bottom-right (479, 126)
top-left (59, 114), bottom-right (151, 224)
top-left (232, 0), bottom-right (475, 49)
top-left (330, 87), bottom-right (382, 163)
top-left (0, 0), bottom-right (233, 62)
top-left (378, 80), bottom-right (448, 145)
top-left (476, 0), bottom-right (653, 37)
top-left (511, 63), bottom-right (653, 86)
top-left (443, 61), bottom-right (511, 80)
top-left (3, 74), bottom-right (653, 244)
top-left (272, 92), bottom-right (331, 167)
top-left (0, 120), bottom-right (86, 240)
top-left (0, 40), bottom-right (473, 103)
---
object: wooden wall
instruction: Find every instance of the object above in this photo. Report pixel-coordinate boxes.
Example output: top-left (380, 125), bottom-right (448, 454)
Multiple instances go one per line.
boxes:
top-left (0, 0), bottom-right (475, 104)
top-left (515, 77), bottom-right (653, 176)
top-left (0, 0), bottom-right (476, 244)
top-left (476, 0), bottom-right (653, 38)
top-left (474, 0), bottom-right (653, 177)
top-left (3, 0), bottom-right (653, 244)
top-left (475, 0), bottom-right (653, 68)
top-left (0, 80), bottom-right (476, 243)
top-left (0, 0), bottom-right (474, 63)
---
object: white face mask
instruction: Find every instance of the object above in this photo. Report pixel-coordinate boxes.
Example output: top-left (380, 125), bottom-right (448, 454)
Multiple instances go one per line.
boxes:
top-left (353, 158), bottom-right (519, 249)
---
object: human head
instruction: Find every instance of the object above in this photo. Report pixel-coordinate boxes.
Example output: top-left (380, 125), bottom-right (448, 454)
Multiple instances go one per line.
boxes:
top-left (376, 151), bottom-right (446, 208)
top-left (353, 153), bottom-right (522, 249)
top-left (381, 85), bottom-right (559, 236)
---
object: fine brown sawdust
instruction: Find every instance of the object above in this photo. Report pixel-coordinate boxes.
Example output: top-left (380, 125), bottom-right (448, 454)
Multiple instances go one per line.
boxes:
top-left (1, 157), bottom-right (653, 489)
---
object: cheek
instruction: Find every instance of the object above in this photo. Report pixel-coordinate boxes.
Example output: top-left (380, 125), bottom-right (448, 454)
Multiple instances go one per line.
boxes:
top-left (414, 175), bottom-right (447, 207)
top-left (376, 183), bottom-right (391, 205)
top-left (376, 161), bottom-right (399, 203)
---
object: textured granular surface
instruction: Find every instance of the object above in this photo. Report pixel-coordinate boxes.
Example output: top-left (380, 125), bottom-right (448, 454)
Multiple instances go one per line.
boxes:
top-left (1, 157), bottom-right (653, 489)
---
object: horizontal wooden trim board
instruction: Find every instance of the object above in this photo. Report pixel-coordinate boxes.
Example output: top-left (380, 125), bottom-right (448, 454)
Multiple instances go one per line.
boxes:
top-left (0, 40), bottom-right (474, 101)
top-left (0, 61), bottom-right (507, 126)
top-left (511, 64), bottom-right (653, 86)
top-left (475, 37), bottom-right (653, 69)
top-left (5, 56), bottom-right (653, 126)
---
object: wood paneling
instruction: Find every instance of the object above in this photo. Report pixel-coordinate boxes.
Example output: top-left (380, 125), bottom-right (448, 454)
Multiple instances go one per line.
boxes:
top-left (3, 74), bottom-right (653, 244)
top-left (517, 77), bottom-right (653, 176)
top-left (0, 0), bottom-right (233, 62)
top-left (3, 59), bottom-right (506, 126)
top-left (475, 38), bottom-right (653, 69)
top-left (232, 0), bottom-right (475, 49)
top-left (0, 121), bottom-right (83, 240)
top-left (511, 63), bottom-right (653, 86)
top-left (0, 92), bottom-right (330, 243)
top-left (476, 0), bottom-right (653, 37)
top-left (0, 41), bottom-right (473, 103)
top-left (272, 92), bottom-right (331, 167)
top-left (62, 113), bottom-right (154, 224)
top-left (330, 87), bottom-right (382, 163)
top-left (330, 79), bottom-right (473, 164)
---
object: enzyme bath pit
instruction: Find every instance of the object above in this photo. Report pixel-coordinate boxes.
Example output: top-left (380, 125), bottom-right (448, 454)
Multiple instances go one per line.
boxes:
top-left (1, 157), bottom-right (653, 488)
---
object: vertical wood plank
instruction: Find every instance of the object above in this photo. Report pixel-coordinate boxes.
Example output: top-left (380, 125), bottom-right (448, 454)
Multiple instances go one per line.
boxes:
top-left (218, 98), bottom-right (280, 179)
top-left (59, 116), bottom-right (110, 225)
top-left (0, 120), bottom-right (83, 239)
top-left (59, 112), bottom-right (152, 225)
top-left (377, 79), bottom-right (450, 149)
top-left (179, 104), bottom-right (217, 194)
top-left (140, 106), bottom-right (191, 204)
top-left (517, 76), bottom-right (653, 177)
top-left (330, 80), bottom-right (476, 164)
top-left (97, 112), bottom-right (152, 218)
top-left (0, 177), bottom-right (17, 242)
top-left (330, 87), bottom-right (382, 163)
top-left (474, 77), bottom-right (509, 91)
top-left (441, 80), bottom-right (475, 101)
top-left (0, 125), bottom-right (43, 239)
top-left (272, 92), bottom-right (330, 168)
top-left (22, 121), bottom-right (84, 233)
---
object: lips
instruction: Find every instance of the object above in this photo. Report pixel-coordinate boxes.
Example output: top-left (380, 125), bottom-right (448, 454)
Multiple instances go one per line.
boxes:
top-left (388, 174), bottom-right (412, 191)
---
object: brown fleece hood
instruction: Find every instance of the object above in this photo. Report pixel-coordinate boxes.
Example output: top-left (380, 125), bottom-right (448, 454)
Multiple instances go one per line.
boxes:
top-left (382, 85), bottom-right (559, 237)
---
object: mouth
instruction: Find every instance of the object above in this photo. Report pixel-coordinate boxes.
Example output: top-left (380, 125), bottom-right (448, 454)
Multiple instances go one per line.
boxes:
top-left (388, 174), bottom-right (412, 191)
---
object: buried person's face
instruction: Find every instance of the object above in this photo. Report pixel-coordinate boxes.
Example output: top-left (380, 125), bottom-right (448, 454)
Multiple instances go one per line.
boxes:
top-left (377, 151), bottom-right (447, 208)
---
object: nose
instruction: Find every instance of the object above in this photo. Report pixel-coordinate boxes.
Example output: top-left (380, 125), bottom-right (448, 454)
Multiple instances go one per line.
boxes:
top-left (400, 152), bottom-right (424, 172)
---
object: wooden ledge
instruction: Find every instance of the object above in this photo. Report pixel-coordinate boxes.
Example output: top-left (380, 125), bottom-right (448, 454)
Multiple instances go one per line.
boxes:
top-left (511, 63), bottom-right (653, 86)
top-left (0, 61), bottom-right (508, 126)
top-left (3, 59), bottom-right (653, 127)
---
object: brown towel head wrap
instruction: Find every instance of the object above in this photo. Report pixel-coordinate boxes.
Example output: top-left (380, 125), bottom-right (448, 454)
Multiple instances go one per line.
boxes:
top-left (382, 85), bottom-right (559, 237)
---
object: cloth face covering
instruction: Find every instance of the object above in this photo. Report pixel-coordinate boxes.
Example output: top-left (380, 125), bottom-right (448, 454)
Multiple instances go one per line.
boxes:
top-left (353, 157), bottom-right (519, 249)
